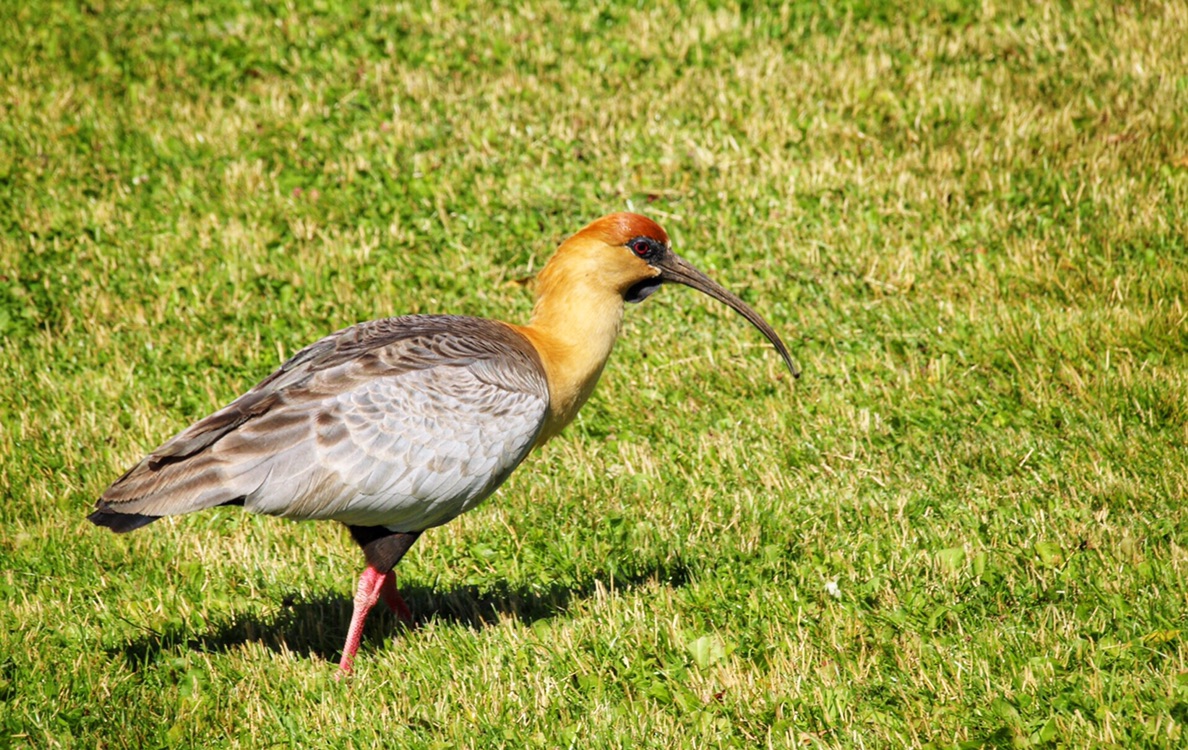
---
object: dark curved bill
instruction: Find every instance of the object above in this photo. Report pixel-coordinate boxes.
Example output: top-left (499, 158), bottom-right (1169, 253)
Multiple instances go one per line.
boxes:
top-left (655, 252), bottom-right (800, 378)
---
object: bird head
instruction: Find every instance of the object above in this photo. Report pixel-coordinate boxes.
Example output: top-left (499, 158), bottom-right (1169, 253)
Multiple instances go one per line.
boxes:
top-left (553, 212), bottom-right (800, 378)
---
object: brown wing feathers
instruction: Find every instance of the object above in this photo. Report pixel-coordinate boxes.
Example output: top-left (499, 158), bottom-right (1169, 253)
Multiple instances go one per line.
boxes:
top-left (91, 316), bottom-right (547, 532)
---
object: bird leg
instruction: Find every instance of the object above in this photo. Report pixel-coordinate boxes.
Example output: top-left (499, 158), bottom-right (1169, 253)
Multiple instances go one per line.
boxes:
top-left (378, 574), bottom-right (413, 622)
top-left (339, 565), bottom-right (389, 674)
top-left (338, 527), bottom-right (422, 676)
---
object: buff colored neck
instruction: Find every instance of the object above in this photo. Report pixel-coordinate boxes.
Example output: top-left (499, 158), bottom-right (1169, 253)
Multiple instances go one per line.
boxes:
top-left (512, 254), bottom-right (627, 445)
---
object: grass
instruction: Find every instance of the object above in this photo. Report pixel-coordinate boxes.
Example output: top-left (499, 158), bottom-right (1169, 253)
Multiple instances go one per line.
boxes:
top-left (2, 0), bottom-right (1187, 746)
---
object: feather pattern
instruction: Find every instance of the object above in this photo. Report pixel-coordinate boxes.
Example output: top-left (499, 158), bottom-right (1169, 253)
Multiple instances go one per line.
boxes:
top-left (97, 315), bottom-right (549, 532)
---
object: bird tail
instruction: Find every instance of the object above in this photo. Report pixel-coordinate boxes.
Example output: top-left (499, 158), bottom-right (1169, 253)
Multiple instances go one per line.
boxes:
top-left (88, 442), bottom-right (255, 534)
top-left (88, 384), bottom-right (284, 533)
top-left (87, 502), bottom-right (161, 533)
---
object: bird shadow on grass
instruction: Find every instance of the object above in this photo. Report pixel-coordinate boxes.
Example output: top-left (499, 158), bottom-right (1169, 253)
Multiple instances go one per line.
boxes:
top-left (113, 559), bottom-right (691, 669)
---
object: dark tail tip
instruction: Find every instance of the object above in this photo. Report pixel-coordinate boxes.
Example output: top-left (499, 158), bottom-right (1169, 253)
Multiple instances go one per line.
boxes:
top-left (87, 503), bottom-right (160, 533)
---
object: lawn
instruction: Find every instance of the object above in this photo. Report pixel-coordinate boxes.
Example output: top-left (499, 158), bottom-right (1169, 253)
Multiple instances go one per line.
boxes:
top-left (2, 0), bottom-right (1187, 747)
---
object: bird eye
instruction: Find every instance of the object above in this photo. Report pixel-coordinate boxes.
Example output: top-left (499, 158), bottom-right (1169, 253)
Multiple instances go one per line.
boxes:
top-left (631, 239), bottom-right (651, 257)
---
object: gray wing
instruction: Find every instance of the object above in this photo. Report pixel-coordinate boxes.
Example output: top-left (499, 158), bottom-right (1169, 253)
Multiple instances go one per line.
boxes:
top-left (97, 316), bottom-right (550, 531)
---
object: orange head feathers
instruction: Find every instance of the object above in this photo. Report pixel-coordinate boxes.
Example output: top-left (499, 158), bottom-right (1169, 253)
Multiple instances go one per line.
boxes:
top-left (568, 212), bottom-right (670, 248)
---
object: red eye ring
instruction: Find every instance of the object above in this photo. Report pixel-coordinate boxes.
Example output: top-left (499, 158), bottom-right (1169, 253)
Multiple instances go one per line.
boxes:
top-left (632, 239), bottom-right (650, 256)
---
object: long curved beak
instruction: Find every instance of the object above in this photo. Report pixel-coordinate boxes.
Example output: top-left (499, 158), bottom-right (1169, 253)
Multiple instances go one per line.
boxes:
top-left (656, 252), bottom-right (800, 378)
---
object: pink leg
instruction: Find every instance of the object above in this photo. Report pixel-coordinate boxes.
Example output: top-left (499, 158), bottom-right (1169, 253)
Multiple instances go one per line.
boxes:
top-left (379, 574), bottom-right (413, 623)
top-left (337, 565), bottom-right (387, 676)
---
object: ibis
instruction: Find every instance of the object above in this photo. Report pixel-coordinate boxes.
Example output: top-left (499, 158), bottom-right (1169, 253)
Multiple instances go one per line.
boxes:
top-left (89, 212), bottom-right (797, 673)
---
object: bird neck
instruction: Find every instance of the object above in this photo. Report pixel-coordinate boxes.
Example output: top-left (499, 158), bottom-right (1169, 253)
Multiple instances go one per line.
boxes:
top-left (513, 260), bottom-right (626, 445)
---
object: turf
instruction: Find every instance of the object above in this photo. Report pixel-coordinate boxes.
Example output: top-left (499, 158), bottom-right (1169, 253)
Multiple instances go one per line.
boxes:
top-left (2, 0), bottom-right (1187, 747)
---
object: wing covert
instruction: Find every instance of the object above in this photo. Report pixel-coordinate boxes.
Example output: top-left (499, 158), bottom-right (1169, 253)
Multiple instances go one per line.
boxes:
top-left (236, 317), bottom-right (550, 529)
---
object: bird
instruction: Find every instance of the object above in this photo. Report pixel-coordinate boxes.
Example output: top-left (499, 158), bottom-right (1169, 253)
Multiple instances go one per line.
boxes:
top-left (88, 212), bottom-right (798, 674)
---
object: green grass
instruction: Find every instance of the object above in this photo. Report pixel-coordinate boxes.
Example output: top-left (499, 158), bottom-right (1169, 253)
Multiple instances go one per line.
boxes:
top-left (2, 0), bottom-right (1187, 746)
